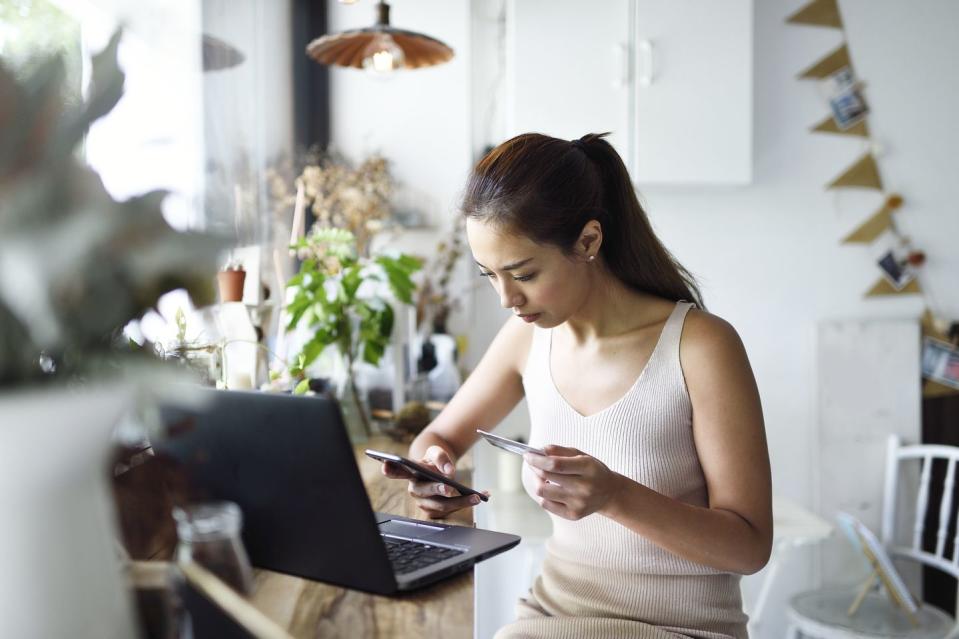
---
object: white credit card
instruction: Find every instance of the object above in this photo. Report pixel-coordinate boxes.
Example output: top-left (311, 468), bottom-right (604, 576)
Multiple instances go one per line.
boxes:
top-left (476, 429), bottom-right (545, 456)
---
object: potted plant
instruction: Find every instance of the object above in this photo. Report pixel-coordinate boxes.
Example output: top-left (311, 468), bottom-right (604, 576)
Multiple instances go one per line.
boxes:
top-left (217, 258), bottom-right (247, 303)
top-left (284, 227), bottom-right (420, 439)
top-left (0, 33), bottom-right (223, 638)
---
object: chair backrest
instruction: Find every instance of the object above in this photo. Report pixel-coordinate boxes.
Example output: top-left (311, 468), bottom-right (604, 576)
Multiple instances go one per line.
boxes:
top-left (882, 434), bottom-right (959, 581)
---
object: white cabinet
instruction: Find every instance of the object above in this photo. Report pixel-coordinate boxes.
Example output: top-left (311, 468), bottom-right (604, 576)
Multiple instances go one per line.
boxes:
top-left (507, 0), bottom-right (633, 167)
top-left (507, 0), bottom-right (753, 185)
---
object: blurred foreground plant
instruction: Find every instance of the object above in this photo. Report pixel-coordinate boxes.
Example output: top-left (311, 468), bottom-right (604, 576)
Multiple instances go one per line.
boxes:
top-left (0, 32), bottom-right (224, 387)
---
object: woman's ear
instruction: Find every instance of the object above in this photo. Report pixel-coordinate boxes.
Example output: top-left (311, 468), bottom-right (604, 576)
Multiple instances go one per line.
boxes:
top-left (576, 219), bottom-right (603, 261)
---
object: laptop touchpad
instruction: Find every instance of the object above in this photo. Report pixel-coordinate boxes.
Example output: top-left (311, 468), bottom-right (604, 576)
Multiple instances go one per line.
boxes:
top-left (379, 519), bottom-right (445, 539)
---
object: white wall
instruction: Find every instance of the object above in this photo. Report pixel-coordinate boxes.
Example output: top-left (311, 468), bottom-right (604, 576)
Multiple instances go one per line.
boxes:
top-left (327, 0), bottom-right (959, 633)
top-left (639, 0), bottom-right (959, 632)
top-left (327, 0), bottom-right (515, 419)
top-left (646, 0), bottom-right (958, 508)
top-left (328, 0), bottom-right (473, 232)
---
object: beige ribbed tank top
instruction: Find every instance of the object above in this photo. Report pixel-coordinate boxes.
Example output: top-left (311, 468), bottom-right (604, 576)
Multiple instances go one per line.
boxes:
top-left (496, 302), bottom-right (748, 639)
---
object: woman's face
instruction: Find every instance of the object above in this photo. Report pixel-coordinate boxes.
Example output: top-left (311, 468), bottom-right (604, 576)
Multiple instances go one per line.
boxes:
top-left (465, 218), bottom-right (590, 328)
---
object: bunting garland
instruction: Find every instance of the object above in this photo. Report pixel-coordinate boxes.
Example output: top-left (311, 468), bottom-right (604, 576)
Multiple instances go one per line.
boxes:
top-left (798, 44), bottom-right (851, 79)
top-left (788, 0), bottom-right (956, 397)
top-left (786, 0), bottom-right (844, 28)
top-left (842, 194), bottom-right (902, 244)
top-left (826, 152), bottom-right (883, 190)
top-left (811, 114), bottom-right (869, 137)
top-left (865, 278), bottom-right (921, 298)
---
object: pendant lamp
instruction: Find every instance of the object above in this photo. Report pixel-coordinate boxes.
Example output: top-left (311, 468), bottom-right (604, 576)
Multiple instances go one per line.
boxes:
top-left (306, 1), bottom-right (454, 73)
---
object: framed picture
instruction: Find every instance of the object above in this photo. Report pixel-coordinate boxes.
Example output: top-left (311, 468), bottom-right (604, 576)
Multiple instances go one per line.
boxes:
top-left (877, 249), bottom-right (916, 291)
top-left (836, 512), bottom-right (918, 615)
top-left (827, 67), bottom-right (869, 130)
top-left (921, 337), bottom-right (959, 390)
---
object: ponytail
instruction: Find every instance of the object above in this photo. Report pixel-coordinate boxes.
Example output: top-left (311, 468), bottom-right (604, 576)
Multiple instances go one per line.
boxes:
top-left (462, 132), bottom-right (704, 309)
top-left (576, 133), bottom-right (704, 308)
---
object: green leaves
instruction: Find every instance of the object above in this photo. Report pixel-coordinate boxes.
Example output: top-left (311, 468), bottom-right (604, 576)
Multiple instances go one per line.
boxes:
top-left (284, 230), bottom-right (421, 375)
top-left (293, 378), bottom-right (311, 395)
top-left (374, 254), bottom-right (421, 305)
top-left (356, 299), bottom-right (394, 365)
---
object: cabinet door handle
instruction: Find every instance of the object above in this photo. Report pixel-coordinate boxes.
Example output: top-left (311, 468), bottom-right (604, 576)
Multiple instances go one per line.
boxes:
top-left (638, 38), bottom-right (654, 87)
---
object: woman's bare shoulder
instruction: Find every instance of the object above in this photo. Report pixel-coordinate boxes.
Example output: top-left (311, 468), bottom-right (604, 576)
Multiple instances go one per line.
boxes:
top-left (492, 314), bottom-right (536, 375)
top-left (680, 309), bottom-right (752, 379)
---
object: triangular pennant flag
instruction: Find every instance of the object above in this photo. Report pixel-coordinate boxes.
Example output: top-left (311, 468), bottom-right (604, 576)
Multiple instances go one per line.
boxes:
top-left (865, 278), bottom-right (921, 297)
top-left (842, 208), bottom-right (893, 243)
top-left (798, 45), bottom-right (851, 79)
top-left (923, 379), bottom-right (959, 398)
top-left (811, 115), bottom-right (869, 137)
top-left (842, 194), bottom-right (903, 243)
top-left (827, 153), bottom-right (883, 190)
top-left (921, 308), bottom-right (949, 341)
top-left (786, 0), bottom-right (843, 28)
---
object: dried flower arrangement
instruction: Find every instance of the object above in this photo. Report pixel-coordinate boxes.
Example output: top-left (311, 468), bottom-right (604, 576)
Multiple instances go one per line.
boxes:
top-left (416, 217), bottom-right (466, 335)
top-left (291, 149), bottom-right (394, 258)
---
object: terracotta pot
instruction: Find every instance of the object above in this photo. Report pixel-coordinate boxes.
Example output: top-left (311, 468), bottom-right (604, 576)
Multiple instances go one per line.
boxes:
top-left (217, 269), bottom-right (246, 303)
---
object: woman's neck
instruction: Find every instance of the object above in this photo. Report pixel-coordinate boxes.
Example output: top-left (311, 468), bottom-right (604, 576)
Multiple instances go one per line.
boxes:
top-left (562, 267), bottom-right (661, 344)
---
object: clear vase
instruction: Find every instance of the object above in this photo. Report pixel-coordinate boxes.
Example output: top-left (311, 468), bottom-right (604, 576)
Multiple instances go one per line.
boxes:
top-left (336, 371), bottom-right (371, 443)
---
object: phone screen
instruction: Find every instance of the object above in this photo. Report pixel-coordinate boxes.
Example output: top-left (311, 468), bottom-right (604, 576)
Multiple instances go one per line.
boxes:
top-left (365, 449), bottom-right (489, 502)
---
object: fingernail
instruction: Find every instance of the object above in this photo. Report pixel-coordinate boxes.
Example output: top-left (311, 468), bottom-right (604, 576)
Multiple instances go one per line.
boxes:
top-left (444, 463), bottom-right (454, 474)
top-left (470, 495), bottom-right (480, 505)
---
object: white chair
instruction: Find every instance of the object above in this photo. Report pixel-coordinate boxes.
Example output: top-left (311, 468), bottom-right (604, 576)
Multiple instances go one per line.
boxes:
top-left (787, 435), bottom-right (959, 639)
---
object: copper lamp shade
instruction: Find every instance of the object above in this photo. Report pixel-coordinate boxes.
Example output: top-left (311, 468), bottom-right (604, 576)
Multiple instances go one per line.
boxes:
top-left (306, 1), bottom-right (454, 70)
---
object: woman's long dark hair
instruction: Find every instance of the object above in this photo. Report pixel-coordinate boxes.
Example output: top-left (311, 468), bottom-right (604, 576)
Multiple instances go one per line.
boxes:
top-left (461, 132), bottom-right (704, 309)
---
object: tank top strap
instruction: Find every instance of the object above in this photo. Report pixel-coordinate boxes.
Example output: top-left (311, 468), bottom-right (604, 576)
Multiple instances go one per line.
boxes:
top-left (522, 325), bottom-right (550, 381)
top-left (655, 301), bottom-right (696, 369)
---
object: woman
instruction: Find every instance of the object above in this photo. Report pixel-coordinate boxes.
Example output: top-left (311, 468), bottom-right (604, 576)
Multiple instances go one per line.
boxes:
top-left (381, 132), bottom-right (771, 638)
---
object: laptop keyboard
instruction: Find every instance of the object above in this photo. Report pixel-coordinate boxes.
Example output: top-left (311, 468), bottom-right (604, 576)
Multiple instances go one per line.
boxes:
top-left (382, 536), bottom-right (466, 575)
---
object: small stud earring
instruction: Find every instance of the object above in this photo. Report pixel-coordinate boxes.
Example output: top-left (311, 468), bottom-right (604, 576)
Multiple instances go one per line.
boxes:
top-left (587, 255), bottom-right (596, 262)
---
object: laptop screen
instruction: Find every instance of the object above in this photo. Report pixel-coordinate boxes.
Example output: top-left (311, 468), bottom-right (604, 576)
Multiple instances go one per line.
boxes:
top-left (156, 389), bottom-right (396, 590)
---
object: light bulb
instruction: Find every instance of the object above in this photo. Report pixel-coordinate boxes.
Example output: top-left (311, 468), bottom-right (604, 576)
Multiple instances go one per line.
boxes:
top-left (361, 34), bottom-right (405, 75)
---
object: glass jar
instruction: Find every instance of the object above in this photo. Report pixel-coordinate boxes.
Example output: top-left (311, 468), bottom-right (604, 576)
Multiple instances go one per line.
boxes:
top-left (172, 501), bottom-right (254, 596)
top-left (161, 341), bottom-right (221, 387)
top-left (130, 561), bottom-right (190, 639)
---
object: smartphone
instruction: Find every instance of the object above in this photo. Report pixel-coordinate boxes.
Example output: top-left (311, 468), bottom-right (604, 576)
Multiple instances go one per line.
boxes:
top-left (364, 449), bottom-right (489, 502)
top-left (476, 429), bottom-right (546, 457)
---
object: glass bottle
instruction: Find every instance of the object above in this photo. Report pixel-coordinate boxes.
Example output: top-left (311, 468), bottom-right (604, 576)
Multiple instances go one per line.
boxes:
top-left (172, 502), bottom-right (254, 596)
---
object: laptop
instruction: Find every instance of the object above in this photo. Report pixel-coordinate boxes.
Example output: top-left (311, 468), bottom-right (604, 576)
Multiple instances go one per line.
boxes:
top-left (155, 389), bottom-right (520, 595)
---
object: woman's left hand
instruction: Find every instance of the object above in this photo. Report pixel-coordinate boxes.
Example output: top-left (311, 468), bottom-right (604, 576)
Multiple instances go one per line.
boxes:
top-left (525, 445), bottom-right (625, 520)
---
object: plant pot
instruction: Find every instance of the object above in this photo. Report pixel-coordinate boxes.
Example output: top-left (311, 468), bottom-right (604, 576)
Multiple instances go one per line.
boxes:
top-left (0, 385), bottom-right (138, 638)
top-left (216, 269), bottom-right (246, 303)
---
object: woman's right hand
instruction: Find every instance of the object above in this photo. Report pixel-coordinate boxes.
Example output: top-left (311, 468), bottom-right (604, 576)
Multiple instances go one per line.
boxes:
top-left (380, 445), bottom-right (487, 519)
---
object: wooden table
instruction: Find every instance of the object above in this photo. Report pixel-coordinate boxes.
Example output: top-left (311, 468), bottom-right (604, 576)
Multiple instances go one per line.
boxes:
top-left (248, 436), bottom-right (476, 638)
